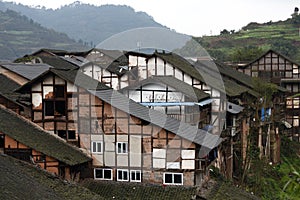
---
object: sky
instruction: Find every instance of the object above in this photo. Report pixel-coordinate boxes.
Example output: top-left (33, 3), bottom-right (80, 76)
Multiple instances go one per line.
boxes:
top-left (2, 0), bottom-right (300, 36)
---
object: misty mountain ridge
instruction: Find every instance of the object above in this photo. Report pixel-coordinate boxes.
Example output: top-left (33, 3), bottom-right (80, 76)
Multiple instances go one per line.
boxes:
top-left (0, 9), bottom-right (86, 61)
top-left (0, 1), bottom-right (167, 45)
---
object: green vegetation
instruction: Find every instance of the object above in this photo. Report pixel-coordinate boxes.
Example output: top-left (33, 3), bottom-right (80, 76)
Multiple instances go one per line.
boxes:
top-left (178, 14), bottom-right (300, 63)
top-left (0, 9), bottom-right (86, 60)
top-left (244, 136), bottom-right (300, 200)
top-left (0, 1), bottom-right (164, 46)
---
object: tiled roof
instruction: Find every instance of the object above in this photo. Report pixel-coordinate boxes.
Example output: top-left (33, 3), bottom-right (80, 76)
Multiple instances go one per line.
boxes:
top-left (0, 106), bottom-right (91, 166)
top-left (0, 155), bottom-right (102, 199)
top-left (0, 74), bottom-right (20, 95)
top-left (212, 61), bottom-right (286, 93)
top-left (0, 63), bottom-right (52, 80)
top-left (153, 52), bottom-right (255, 97)
top-left (38, 55), bottom-right (79, 70)
top-left (120, 75), bottom-right (210, 101)
top-left (51, 68), bottom-right (111, 90)
top-left (0, 74), bottom-right (24, 105)
top-left (16, 68), bottom-right (111, 93)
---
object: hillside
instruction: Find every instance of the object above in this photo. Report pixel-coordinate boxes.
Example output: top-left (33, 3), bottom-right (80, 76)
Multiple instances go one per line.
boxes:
top-left (178, 13), bottom-right (300, 63)
top-left (0, 9), bottom-right (86, 61)
top-left (0, 1), bottom-right (165, 46)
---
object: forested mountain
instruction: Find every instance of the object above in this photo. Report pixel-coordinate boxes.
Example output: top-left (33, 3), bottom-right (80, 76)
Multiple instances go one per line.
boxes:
top-left (0, 1), bottom-right (165, 46)
top-left (0, 9), bottom-right (85, 60)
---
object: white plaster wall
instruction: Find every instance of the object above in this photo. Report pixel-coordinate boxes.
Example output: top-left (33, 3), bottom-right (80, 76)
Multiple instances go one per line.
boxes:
top-left (156, 57), bottom-right (165, 76)
top-left (111, 78), bottom-right (119, 90)
top-left (91, 134), bottom-right (102, 141)
top-left (130, 135), bottom-right (142, 167)
top-left (182, 160), bottom-right (195, 169)
top-left (166, 162), bottom-right (180, 169)
top-left (104, 152), bottom-right (115, 166)
top-left (55, 76), bottom-right (65, 84)
top-left (129, 55), bottom-right (138, 66)
top-left (153, 148), bottom-right (166, 158)
top-left (147, 58), bottom-right (156, 76)
top-left (174, 68), bottom-right (183, 81)
top-left (117, 155), bottom-right (128, 166)
top-left (138, 56), bottom-right (147, 67)
top-left (43, 86), bottom-right (53, 98)
top-left (153, 158), bottom-right (165, 168)
top-left (32, 93), bottom-right (42, 108)
top-left (67, 81), bottom-right (77, 92)
top-left (117, 135), bottom-right (128, 142)
top-left (165, 63), bottom-right (173, 76)
top-left (184, 74), bottom-right (192, 85)
top-left (181, 150), bottom-right (195, 159)
top-left (120, 74), bottom-right (129, 89)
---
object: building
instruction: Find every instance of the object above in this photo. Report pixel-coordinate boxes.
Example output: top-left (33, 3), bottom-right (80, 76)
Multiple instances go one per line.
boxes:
top-left (0, 105), bottom-right (91, 180)
top-left (6, 48), bottom-right (286, 185)
top-left (237, 49), bottom-right (298, 142)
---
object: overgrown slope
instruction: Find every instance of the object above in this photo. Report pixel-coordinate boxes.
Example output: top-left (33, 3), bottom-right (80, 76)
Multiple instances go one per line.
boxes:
top-left (179, 15), bottom-right (300, 63)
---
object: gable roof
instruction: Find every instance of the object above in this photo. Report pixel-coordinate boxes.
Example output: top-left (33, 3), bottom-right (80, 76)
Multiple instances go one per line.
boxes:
top-left (0, 74), bottom-right (20, 95)
top-left (0, 63), bottom-right (52, 81)
top-left (243, 49), bottom-right (300, 69)
top-left (16, 68), bottom-right (111, 93)
top-left (0, 106), bottom-right (91, 166)
top-left (0, 74), bottom-right (25, 106)
top-left (38, 55), bottom-right (79, 70)
top-left (153, 52), bottom-right (256, 97)
top-left (120, 75), bottom-right (210, 101)
top-left (90, 89), bottom-right (222, 154)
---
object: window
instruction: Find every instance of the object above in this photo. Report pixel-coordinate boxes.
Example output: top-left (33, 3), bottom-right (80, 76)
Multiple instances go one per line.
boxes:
top-left (68, 130), bottom-right (76, 140)
top-left (163, 173), bottom-right (183, 185)
top-left (117, 169), bottom-right (129, 181)
top-left (117, 142), bottom-right (128, 154)
top-left (92, 141), bottom-right (103, 153)
top-left (54, 85), bottom-right (65, 98)
top-left (44, 100), bottom-right (66, 116)
top-left (57, 130), bottom-right (67, 139)
top-left (45, 101), bottom-right (54, 116)
top-left (94, 168), bottom-right (112, 180)
top-left (130, 170), bottom-right (141, 182)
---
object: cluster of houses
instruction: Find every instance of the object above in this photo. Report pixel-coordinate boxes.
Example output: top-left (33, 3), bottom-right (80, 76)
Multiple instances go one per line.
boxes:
top-left (0, 47), bottom-right (298, 186)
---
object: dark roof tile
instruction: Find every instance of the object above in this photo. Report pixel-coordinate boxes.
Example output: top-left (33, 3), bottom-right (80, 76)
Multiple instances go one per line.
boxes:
top-left (0, 106), bottom-right (91, 165)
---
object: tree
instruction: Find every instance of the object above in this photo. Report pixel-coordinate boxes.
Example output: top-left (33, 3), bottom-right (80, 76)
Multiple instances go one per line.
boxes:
top-left (240, 78), bottom-right (278, 188)
top-left (271, 39), bottom-right (297, 59)
top-left (230, 46), bottom-right (264, 63)
top-left (220, 29), bottom-right (230, 35)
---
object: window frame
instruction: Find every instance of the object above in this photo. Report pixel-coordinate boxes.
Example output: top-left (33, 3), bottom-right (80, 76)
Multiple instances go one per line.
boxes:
top-left (130, 170), bottom-right (142, 182)
top-left (94, 168), bottom-right (112, 180)
top-left (91, 141), bottom-right (103, 154)
top-left (163, 173), bottom-right (183, 185)
top-left (116, 142), bottom-right (128, 154)
top-left (117, 169), bottom-right (129, 181)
